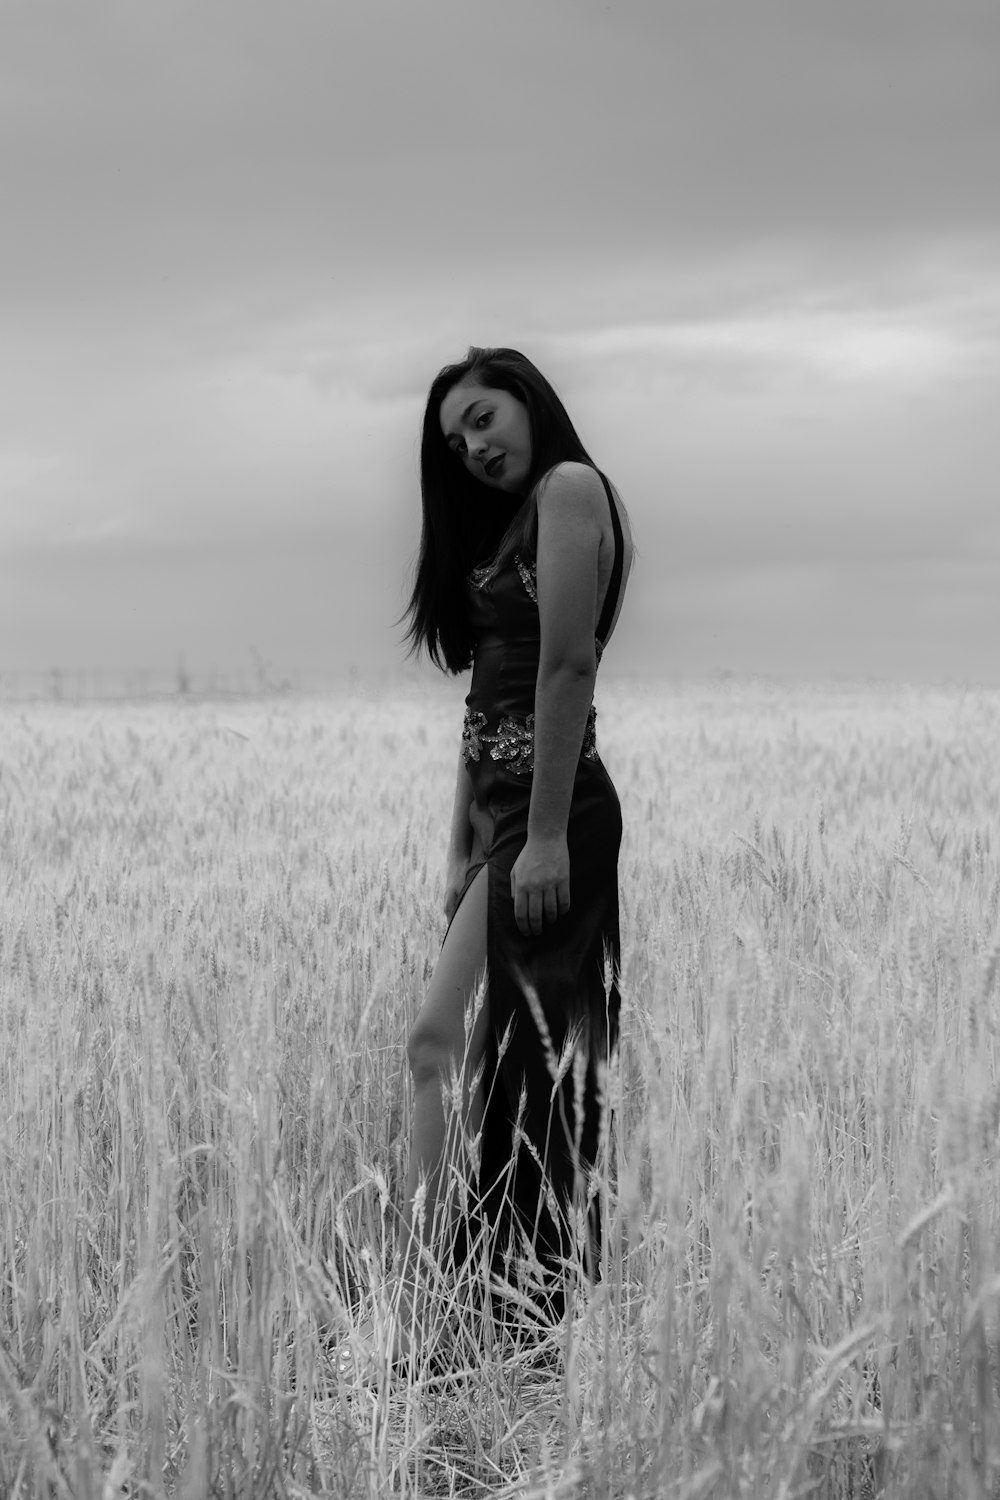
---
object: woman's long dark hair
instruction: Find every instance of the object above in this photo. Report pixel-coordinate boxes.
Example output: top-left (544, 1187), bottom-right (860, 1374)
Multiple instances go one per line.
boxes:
top-left (403, 346), bottom-right (598, 673)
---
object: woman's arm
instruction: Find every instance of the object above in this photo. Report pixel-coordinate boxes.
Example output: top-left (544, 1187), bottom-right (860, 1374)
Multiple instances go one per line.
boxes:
top-left (511, 463), bottom-right (602, 937)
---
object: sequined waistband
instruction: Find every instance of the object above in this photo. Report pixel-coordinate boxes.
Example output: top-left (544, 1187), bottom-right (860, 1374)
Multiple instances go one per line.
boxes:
top-left (461, 704), bottom-right (598, 775)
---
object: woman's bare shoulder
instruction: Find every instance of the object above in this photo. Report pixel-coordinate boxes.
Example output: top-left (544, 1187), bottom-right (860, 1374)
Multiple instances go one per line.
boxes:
top-left (536, 461), bottom-right (607, 511)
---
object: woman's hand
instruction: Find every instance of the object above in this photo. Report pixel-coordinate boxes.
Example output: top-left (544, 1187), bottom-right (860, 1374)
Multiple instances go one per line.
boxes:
top-left (443, 849), bottom-right (473, 923)
top-left (510, 834), bottom-right (570, 937)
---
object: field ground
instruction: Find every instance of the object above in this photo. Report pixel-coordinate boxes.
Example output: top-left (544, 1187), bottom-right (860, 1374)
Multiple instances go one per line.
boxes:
top-left (2, 677), bottom-right (999, 1498)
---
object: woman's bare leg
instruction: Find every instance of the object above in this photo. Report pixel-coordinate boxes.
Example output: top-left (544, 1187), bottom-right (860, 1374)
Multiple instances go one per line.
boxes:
top-left (396, 863), bottom-right (491, 1346)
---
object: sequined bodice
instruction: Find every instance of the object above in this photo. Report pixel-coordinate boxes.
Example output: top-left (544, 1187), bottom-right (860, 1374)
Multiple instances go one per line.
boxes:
top-left (461, 470), bottom-right (624, 789)
top-left (462, 552), bottom-right (600, 779)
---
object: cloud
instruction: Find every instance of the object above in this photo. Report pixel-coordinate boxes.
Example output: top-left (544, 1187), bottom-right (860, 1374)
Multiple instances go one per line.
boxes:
top-left (2, 1), bottom-right (998, 684)
top-left (548, 279), bottom-right (1000, 398)
top-left (3, 0), bottom-right (999, 335)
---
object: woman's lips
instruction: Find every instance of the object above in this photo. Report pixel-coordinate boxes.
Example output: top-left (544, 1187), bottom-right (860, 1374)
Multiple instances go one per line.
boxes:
top-left (485, 453), bottom-right (505, 478)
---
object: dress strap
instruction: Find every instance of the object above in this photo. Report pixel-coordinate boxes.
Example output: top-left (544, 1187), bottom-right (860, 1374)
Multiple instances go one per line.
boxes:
top-left (595, 471), bottom-right (625, 646)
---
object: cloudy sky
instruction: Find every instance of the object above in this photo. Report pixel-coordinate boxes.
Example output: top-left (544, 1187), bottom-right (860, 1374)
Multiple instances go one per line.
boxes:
top-left (2, 0), bottom-right (998, 688)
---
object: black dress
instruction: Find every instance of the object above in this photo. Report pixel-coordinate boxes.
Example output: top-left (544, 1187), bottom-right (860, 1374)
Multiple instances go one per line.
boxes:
top-left (448, 470), bottom-right (626, 1317)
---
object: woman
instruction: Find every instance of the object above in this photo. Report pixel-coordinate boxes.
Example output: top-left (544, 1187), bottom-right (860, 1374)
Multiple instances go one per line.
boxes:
top-left (369, 346), bottom-right (631, 1366)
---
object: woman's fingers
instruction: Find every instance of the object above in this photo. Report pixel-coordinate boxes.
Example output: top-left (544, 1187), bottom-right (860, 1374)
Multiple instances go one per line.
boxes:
top-left (511, 876), bottom-right (570, 936)
top-left (511, 877), bottom-right (540, 937)
top-left (511, 872), bottom-right (527, 936)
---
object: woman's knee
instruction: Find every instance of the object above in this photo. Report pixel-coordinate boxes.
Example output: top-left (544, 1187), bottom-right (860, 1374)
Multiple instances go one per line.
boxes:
top-left (406, 1013), bottom-right (452, 1085)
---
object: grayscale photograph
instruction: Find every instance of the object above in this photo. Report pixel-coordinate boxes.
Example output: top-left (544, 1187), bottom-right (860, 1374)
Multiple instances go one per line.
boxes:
top-left (1, 3), bottom-right (999, 1496)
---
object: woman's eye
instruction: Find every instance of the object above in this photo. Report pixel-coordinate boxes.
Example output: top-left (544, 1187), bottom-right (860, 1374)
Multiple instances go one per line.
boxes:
top-left (476, 411), bottom-right (491, 428)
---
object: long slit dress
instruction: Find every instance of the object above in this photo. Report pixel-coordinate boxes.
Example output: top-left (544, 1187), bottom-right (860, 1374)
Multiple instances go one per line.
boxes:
top-left (446, 471), bottom-right (626, 1317)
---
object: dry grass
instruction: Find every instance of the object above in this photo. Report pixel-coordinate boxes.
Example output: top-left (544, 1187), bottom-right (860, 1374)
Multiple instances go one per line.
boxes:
top-left (2, 677), bottom-right (999, 1498)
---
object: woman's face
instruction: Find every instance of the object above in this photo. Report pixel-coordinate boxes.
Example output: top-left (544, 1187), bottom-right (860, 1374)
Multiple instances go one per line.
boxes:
top-left (438, 380), bottom-right (532, 494)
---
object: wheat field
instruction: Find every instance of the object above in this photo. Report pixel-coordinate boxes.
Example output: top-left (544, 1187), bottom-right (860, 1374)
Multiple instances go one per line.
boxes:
top-left (2, 678), bottom-right (999, 1499)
